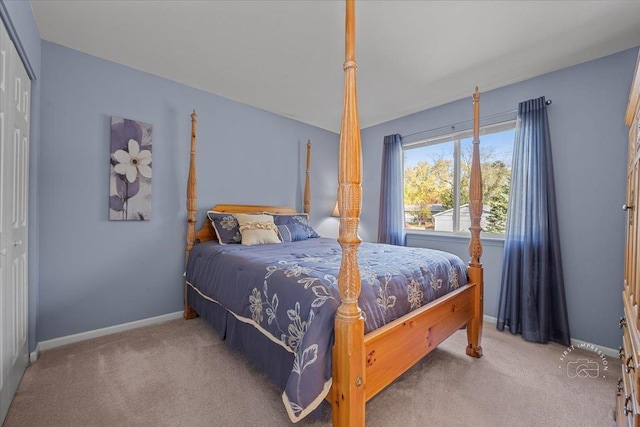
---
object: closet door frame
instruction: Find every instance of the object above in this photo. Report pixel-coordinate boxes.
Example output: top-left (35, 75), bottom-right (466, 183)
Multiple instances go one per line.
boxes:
top-left (0, 8), bottom-right (32, 424)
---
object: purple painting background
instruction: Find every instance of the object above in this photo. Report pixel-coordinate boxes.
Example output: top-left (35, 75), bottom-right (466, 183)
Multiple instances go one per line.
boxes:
top-left (109, 117), bottom-right (152, 220)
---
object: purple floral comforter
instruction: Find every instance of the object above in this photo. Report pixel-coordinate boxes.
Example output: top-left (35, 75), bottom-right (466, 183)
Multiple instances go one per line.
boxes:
top-left (185, 238), bottom-right (466, 422)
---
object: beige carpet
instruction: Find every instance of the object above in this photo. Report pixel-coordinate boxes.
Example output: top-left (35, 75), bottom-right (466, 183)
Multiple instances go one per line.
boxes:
top-left (3, 318), bottom-right (618, 427)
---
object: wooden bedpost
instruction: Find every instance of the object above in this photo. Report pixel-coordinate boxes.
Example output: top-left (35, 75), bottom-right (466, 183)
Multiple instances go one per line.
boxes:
top-left (184, 109), bottom-right (198, 320)
top-left (304, 140), bottom-right (311, 215)
top-left (466, 88), bottom-right (484, 358)
top-left (332, 0), bottom-right (365, 425)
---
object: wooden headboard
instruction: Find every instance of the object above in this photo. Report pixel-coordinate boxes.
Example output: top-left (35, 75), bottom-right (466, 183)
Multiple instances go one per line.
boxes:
top-left (194, 204), bottom-right (298, 244)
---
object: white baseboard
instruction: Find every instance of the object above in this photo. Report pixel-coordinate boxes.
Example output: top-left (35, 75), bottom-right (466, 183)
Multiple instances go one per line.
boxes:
top-left (32, 311), bottom-right (183, 360)
top-left (570, 338), bottom-right (618, 359)
top-left (31, 311), bottom-right (619, 361)
top-left (482, 314), bottom-right (618, 358)
top-left (29, 344), bottom-right (40, 363)
top-left (483, 314), bottom-right (497, 325)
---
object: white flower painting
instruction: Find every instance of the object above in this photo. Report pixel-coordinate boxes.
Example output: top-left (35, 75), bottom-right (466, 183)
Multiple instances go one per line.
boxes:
top-left (109, 117), bottom-right (153, 220)
top-left (113, 139), bottom-right (152, 184)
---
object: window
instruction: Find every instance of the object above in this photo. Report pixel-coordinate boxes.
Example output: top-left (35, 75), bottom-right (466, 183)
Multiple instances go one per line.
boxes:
top-left (403, 121), bottom-right (515, 235)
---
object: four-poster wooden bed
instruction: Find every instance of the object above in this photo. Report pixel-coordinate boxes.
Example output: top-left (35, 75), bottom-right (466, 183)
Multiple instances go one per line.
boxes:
top-left (183, 1), bottom-right (483, 425)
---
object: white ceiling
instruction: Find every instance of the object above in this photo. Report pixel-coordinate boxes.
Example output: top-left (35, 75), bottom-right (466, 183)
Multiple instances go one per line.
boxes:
top-left (31, 1), bottom-right (640, 132)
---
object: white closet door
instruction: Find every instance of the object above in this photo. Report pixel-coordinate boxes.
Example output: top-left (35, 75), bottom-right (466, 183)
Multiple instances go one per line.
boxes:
top-left (0, 17), bottom-right (30, 423)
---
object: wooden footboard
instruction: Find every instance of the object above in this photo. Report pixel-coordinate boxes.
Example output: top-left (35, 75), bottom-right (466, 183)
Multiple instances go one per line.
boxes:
top-left (363, 283), bottom-right (476, 400)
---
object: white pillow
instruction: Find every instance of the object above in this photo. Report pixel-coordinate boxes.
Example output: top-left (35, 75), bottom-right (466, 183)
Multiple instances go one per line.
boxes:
top-left (235, 213), bottom-right (281, 246)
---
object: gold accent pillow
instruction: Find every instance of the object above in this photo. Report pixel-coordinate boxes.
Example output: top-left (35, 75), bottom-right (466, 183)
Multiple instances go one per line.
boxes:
top-left (236, 214), bottom-right (281, 246)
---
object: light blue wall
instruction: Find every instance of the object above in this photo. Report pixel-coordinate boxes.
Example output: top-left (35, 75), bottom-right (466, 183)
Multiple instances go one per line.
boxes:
top-left (38, 41), bottom-right (339, 342)
top-left (361, 47), bottom-right (639, 349)
top-left (0, 0), bottom-right (41, 352)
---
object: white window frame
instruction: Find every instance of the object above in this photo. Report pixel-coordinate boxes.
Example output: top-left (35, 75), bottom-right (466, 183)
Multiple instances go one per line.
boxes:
top-left (403, 120), bottom-right (516, 235)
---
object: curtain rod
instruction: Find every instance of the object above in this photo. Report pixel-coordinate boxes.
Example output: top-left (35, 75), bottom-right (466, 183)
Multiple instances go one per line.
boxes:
top-left (402, 99), bottom-right (552, 140)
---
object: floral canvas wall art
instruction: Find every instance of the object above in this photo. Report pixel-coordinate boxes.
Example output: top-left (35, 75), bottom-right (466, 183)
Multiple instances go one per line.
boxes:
top-left (110, 117), bottom-right (152, 220)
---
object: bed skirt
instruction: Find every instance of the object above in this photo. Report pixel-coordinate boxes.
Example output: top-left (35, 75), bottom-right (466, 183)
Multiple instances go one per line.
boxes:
top-left (187, 285), bottom-right (328, 418)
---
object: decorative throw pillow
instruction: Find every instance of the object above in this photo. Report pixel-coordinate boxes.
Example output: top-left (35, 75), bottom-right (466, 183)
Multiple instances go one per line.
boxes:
top-left (207, 211), bottom-right (241, 244)
top-left (277, 223), bottom-right (310, 243)
top-left (272, 213), bottom-right (320, 238)
top-left (236, 213), bottom-right (281, 246)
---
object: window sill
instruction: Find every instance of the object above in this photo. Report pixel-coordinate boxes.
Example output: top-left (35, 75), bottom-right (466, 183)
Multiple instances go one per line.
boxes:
top-left (405, 230), bottom-right (505, 247)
